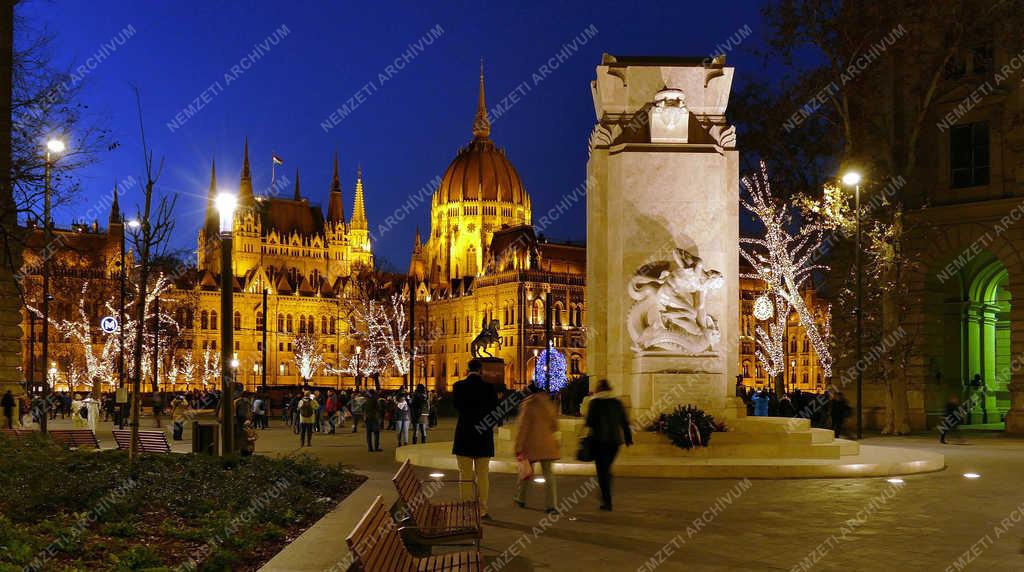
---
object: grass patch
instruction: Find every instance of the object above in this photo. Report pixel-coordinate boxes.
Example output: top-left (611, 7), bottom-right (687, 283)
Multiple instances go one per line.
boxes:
top-left (0, 434), bottom-right (365, 571)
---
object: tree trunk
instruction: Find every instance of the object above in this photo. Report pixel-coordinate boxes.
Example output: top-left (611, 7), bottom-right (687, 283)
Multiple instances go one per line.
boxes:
top-left (880, 280), bottom-right (911, 435)
top-left (0, 2), bottom-right (23, 402)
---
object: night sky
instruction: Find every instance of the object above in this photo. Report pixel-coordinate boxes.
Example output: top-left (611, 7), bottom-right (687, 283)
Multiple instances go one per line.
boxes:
top-left (19, 0), bottom-right (767, 270)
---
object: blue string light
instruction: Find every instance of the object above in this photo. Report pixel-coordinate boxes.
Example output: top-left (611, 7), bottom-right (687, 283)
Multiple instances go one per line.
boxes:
top-left (533, 345), bottom-right (567, 392)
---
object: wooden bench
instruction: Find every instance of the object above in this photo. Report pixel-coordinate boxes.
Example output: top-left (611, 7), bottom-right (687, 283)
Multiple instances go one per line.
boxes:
top-left (49, 429), bottom-right (100, 449)
top-left (0, 428), bottom-right (34, 438)
top-left (346, 496), bottom-right (481, 572)
top-left (112, 429), bottom-right (171, 453)
top-left (392, 460), bottom-right (482, 549)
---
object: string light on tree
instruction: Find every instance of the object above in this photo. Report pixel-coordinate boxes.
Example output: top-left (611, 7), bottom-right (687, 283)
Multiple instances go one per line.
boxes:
top-left (740, 161), bottom-right (833, 377)
top-left (533, 345), bottom-right (568, 392)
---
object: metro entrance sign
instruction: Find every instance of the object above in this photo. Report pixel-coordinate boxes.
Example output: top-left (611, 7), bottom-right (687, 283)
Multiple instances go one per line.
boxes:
top-left (100, 316), bottom-right (119, 334)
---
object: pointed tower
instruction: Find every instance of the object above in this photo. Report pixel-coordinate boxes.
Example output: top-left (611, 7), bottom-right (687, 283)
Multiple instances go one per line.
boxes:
top-left (472, 60), bottom-right (490, 139)
top-left (108, 183), bottom-right (121, 226)
top-left (203, 159), bottom-right (219, 238)
top-left (350, 166), bottom-right (368, 231)
top-left (293, 169), bottom-right (302, 201)
top-left (348, 165), bottom-right (372, 269)
top-left (198, 159), bottom-right (220, 271)
top-left (239, 138), bottom-right (254, 208)
top-left (327, 153), bottom-right (345, 224)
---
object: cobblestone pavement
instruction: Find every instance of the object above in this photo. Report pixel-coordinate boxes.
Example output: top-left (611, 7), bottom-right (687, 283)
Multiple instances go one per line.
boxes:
top-left (43, 415), bottom-right (1024, 571)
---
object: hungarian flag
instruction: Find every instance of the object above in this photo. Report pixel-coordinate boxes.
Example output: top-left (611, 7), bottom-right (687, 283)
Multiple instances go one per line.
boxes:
top-left (272, 153), bottom-right (284, 166)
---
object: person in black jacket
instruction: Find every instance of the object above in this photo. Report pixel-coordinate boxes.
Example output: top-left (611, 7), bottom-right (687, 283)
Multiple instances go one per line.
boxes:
top-left (452, 359), bottom-right (500, 518)
top-left (584, 379), bottom-right (632, 511)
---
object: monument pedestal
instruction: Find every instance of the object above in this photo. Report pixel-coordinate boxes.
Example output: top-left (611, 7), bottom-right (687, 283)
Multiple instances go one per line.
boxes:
top-left (626, 353), bottom-right (744, 422)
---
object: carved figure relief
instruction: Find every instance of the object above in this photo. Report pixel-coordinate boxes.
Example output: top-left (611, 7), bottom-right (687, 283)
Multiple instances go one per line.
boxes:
top-left (627, 248), bottom-right (723, 354)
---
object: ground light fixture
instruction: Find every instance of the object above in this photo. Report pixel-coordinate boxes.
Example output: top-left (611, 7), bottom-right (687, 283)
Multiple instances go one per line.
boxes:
top-left (962, 473), bottom-right (981, 479)
top-left (428, 472), bottom-right (444, 478)
top-left (532, 477), bottom-right (546, 484)
top-left (887, 478), bottom-right (904, 484)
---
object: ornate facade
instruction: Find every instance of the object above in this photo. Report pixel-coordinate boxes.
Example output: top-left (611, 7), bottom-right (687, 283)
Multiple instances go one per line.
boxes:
top-left (410, 70), bottom-right (586, 390)
top-left (188, 141), bottom-right (374, 388)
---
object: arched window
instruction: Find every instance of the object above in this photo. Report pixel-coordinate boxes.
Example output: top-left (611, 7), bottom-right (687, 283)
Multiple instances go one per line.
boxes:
top-left (742, 361), bottom-right (750, 377)
top-left (309, 315), bottom-right (315, 333)
top-left (575, 307), bottom-right (582, 326)
top-left (200, 310), bottom-right (208, 330)
top-left (532, 299), bottom-right (544, 324)
top-left (210, 311), bottom-right (218, 330)
top-left (299, 315), bottom-right (306, 334)
top-left (277, 313), bottom-right (284, 332)
top-left (256, 312), bottom-right (264, 331)
top-left (233, 311), bottom-right (241, 331)
top-left (790, 337), bottom-right (797, 353)
top-left (553, 303), bottom-right (563, 327)
top-left (321, 316), bottom-right (328, 334)
top-left (330, 317), bottom-right (337, 334)
top-left (287, 314), bottom-right (294, 333)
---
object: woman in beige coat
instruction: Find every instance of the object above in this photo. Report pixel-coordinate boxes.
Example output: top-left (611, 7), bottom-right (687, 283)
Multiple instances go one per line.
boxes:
top-left (513, 384), bottom-right (560, 514)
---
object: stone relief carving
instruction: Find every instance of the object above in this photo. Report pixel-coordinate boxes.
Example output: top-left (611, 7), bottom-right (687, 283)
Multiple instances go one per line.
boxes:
top-left (627, 248), bottom-right (723, 355)
top-left (649, 88), bottom-right (689, 143)
top-left (588, 122), bottom-right (623, 156)
top-left (709, 124), bottom-right (737, 148)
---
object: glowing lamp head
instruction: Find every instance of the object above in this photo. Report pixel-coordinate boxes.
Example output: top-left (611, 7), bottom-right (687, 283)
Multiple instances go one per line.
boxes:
top-left (127, 219), bottom-right (141, 230)
top-left (841, 172), bottom-right (861, 186)
top-left (215, 192), bottom-right (238, 233)
top-left (46, 138), bottom-right (66, 154)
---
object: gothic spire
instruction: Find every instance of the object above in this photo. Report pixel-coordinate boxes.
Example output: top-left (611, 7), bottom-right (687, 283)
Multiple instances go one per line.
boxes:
top-left (472, 59), bottom-right (490, 139)
top-left (109, 182), bottom-right (121, 225)
top-left (239, 137), bottom-right (254, 207)
top-left (204, 159), bottom-right (219, 237)
top-left (327, 152), bottom-right (345, 223)
top-left (293, 169), bottom-right (302, 201)
top-left (414, 226), bottom-right (422, 248)
top-left (350, 165), bottom-right (368, 230)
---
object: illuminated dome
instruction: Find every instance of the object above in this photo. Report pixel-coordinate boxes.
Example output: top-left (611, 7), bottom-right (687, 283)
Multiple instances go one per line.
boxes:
top-left (434, 69), bottom-right (531, 209)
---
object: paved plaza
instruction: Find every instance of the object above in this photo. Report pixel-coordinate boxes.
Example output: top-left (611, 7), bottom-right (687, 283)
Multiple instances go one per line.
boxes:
top-left (41, 415), bottom-right (1024, 571)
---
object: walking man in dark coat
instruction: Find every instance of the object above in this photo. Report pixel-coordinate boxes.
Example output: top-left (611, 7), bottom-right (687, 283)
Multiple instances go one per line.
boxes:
top-left (1, 390), bottom-right (15, 429)
top-left (452, 359), bottom-right (500, 518)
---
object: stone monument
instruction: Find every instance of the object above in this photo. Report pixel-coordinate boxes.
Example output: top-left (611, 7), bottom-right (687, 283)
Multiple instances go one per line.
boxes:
top-left (587, 54), bottom-right (742, 422)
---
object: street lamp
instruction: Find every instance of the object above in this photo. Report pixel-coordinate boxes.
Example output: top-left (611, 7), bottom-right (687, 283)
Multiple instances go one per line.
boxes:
top-left (40, 137), bottom-right (65, 435)
top-left (216, 191), bottom-right (237, 456)
top-left (116, 218), bottom-right (140, 429)
top-left (842, 171), bottom-right (863, 440)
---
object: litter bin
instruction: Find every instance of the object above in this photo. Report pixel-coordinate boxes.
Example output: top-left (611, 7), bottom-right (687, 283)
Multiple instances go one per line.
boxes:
top-left (192, 422), bottom-right (217, 455)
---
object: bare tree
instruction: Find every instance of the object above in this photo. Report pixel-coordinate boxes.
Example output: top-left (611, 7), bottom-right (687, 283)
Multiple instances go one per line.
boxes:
top-left (126, 87), bottom-right (177, 465)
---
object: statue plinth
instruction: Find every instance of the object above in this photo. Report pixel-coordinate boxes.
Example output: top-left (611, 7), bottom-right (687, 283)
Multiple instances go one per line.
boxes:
top-left (625, 353), bottom-right (744, 423)
top-left (477, 357), bottom-right (506, 388)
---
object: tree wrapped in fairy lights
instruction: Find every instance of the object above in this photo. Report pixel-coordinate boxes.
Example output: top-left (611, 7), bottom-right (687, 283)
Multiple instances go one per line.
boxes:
top-left (292, 333), bottom-right (326, 384)
top-left (741, 162), bottom-right (832, 386)
top-left (533, 344), bottom-right (568, 392)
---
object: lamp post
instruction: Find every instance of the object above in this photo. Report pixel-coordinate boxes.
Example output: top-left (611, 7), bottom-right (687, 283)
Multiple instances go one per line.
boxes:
top-left (215, 192), bottom-right (237, 456)
top-left (842, 171), bottom-right (863, 440)
top-left (119, 219), bottom-right (139, 428)
top-left (39, 137), bottom-right (65, 435)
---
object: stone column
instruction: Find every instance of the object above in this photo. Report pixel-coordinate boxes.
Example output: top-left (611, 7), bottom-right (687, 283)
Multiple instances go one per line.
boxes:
top-left (587, 54), bottom-right (742, 423)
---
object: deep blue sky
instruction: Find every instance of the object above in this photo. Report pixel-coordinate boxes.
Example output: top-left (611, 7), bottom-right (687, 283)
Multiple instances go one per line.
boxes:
top-left (19, 0), bottom-right (767, 271)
